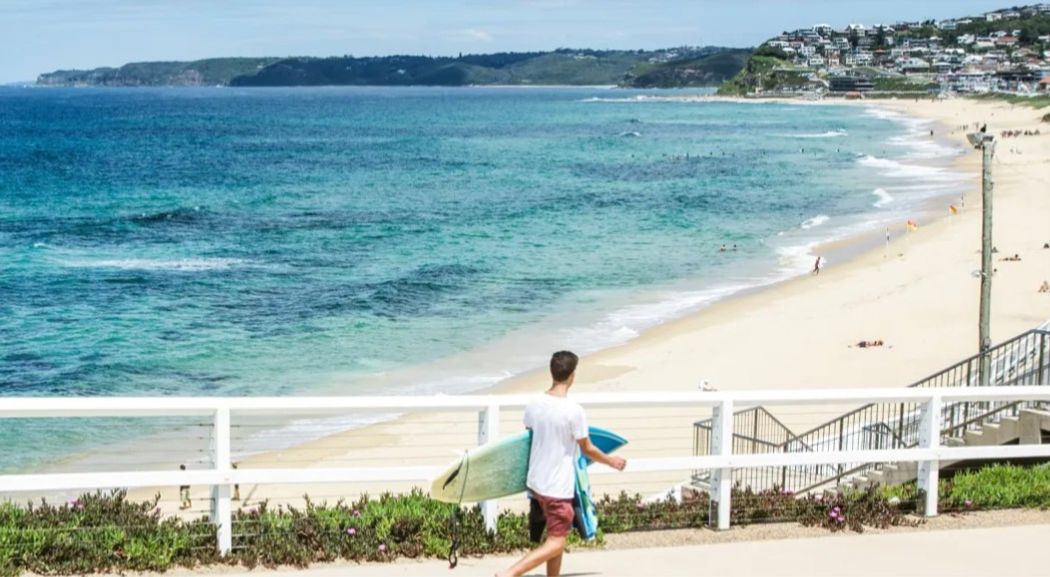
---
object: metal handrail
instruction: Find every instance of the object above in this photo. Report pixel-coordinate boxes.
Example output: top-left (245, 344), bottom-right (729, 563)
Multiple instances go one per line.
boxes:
top-left (692, 324), bottom-right (1050, 493)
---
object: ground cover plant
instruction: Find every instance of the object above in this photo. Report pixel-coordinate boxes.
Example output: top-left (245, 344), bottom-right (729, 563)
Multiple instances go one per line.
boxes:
top-left (0, 463), bottom-right (1046, 576)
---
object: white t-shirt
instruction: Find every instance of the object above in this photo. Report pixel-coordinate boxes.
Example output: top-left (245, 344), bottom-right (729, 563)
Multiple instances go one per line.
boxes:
top-left (523, 393), bottom-right (589, 499)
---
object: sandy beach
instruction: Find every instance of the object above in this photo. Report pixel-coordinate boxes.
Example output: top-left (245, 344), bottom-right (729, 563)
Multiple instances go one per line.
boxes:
top-left (144, 96), bottom-right (1050, 513)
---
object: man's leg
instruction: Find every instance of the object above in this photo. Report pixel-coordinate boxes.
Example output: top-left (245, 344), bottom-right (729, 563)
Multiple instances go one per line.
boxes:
top-left (497, 535), bottom-right (566, 577)
top-left (546, 550), bottom-right (563, 577)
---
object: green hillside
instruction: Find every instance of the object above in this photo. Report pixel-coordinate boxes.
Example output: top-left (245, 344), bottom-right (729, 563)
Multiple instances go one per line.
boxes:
top-left (622, 49), bottom-right (752, 88)
top-left (36, 48), bottom-right (749, 88)
top-left (37, 58), bottom-right (280, 87)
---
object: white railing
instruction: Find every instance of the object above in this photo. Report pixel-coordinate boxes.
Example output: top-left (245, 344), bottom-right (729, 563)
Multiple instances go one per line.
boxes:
top-left (1, 386), bottom-right (1049, 555)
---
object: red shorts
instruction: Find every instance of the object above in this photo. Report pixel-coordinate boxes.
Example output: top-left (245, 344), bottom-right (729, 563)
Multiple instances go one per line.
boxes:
top-left (534, 493), bottom-right (575, 538)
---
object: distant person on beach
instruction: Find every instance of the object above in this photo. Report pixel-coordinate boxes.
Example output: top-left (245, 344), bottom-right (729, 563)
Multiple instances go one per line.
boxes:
top-left (1039, 281), bottom-right (1049, 294)
top-left (812, 256), bottom-right (822, 275)
top-left (232, 463), bottom-right (241, 502)
top-left (179, 465), bottom-right (191, 510)
top-left (719, 244), bottom-right (727, 252)
top-left (497, 351), bottom-right (626, 577)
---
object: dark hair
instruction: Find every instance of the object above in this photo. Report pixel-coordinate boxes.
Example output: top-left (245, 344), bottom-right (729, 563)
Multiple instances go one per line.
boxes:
top-left (550, 350), bottom-right (578, 383)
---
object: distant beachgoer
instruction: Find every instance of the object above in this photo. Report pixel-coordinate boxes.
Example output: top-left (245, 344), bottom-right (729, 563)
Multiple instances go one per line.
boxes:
top-left (812, 256), bottom-right (821, 275)
top-left (179, 464), bottom-right (191, 510)
top-left (1039, 281), bottom-right (1049, 294)
top-left (1043, 243), bottom-right (1049, 250)
top-left (731, 244), bottom-right (738, 251)
top-left (232, 463), bottom-right (241, 502)
top-left (719, 244), bottom-right (727, 252)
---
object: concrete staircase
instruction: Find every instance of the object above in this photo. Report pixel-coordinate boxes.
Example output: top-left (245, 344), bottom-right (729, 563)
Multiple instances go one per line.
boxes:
top-left (841, 408), bottom-right (1050, 492)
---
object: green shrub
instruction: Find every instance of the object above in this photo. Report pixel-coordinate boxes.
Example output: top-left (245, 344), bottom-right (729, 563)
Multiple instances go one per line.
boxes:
top-left (944, 463), bottom-right (1050, 509)
top-left (5, 466), bottom-right (1047, 575)
top-left (797, 487), bottom-right (921, 533)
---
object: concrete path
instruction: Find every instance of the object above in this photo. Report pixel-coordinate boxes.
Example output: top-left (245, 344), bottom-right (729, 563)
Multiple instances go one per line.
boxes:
top-left (161, 524), bottom-right (1049, 577)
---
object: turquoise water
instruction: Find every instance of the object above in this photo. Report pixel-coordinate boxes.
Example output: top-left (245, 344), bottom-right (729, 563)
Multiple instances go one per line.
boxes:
top-left (0, 87), bottom-right (966, 470)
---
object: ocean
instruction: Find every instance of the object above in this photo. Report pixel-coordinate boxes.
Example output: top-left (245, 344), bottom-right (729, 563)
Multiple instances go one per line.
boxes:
top-left (0, 86), bottom-right (967, 471)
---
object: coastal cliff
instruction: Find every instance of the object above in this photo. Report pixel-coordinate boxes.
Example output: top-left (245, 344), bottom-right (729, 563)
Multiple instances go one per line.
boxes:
top-left (36, 58), bottom-right (281, 87)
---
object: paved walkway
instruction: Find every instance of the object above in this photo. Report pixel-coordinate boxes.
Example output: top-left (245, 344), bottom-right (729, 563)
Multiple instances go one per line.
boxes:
top-left (160, 524), bottom-right (1049, 577)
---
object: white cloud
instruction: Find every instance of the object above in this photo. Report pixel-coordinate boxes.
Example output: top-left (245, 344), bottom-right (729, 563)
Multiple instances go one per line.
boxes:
top-left (462, 28), bottom-right (494, 42)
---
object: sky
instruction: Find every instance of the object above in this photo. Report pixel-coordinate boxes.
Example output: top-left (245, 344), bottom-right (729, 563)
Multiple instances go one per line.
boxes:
top-left (0, 0), bottom-right (1017, 83)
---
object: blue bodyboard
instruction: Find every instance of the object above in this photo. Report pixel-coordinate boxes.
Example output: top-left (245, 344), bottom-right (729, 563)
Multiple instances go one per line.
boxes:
top-left (576, 427), bottom-right (626, 540)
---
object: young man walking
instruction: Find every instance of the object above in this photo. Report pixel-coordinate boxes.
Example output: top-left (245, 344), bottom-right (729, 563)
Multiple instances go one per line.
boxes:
top-left (497, 351), bottom-right (626, 577)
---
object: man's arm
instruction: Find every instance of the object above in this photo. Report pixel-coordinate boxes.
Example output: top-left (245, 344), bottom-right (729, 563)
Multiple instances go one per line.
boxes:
top-left (577, 437), bottom-right (626, 471)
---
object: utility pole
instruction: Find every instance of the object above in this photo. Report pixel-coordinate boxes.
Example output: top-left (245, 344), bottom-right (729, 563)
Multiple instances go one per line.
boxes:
top-left (968, 130), bottom-right (995, 387)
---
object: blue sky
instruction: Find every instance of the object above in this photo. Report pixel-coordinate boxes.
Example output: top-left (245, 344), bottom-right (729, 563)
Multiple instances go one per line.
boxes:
top-left (1, 1), bottom-right (1014, 83)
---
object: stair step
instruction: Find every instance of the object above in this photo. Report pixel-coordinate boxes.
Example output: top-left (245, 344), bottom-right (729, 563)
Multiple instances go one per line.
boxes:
top-left (945, 437), bottom-right (966, 447)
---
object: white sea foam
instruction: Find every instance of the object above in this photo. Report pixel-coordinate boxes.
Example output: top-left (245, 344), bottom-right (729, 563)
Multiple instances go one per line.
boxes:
top-left (872, 188), bottom-right (894, 208)
top-left (800, 214), bottom-right (830, 229)
top-left (856, 155), bottom-right (967, 183)
top-left (62, 257), bottom-right (246, 272)
top-left (783, 129), bottom-right (847, 139)
top-left (775, 242), bottom-right (819, 273)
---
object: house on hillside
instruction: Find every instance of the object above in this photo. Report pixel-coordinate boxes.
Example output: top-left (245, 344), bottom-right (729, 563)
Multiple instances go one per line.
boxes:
top-left (985, 12), bottom-right (1003, 22)
top-left (898, 57), bottom-right (931, 73)
top-left (1040, 77), bottom-right (1050, 93)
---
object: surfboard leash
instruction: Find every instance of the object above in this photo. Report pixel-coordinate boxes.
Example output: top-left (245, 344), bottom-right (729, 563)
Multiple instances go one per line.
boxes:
top-left (447, 450), bottom-right (470, 569)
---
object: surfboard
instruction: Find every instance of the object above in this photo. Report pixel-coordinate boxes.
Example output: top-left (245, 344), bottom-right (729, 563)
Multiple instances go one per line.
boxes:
top-left (430, 425), bottom-right (627, 504)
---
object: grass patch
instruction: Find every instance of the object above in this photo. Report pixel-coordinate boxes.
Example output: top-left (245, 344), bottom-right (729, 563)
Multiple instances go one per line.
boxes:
top-left (971, 93), bottom-right (1050, 109)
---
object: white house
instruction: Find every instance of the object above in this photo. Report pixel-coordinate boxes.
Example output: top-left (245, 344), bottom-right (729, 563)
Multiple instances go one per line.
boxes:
top-left (985, 12), bottom-right (1003, 22)
top-left (975, 38), bottom-right (996, 50)
top-left (899, 57), bottom-right (930, 72)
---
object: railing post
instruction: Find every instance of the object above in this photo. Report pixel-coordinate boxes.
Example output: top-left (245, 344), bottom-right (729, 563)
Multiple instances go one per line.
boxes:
top-left (1040, 332), bottom-right (1048, 386)
top-left (477, 403), bottom-right (500, 533)
top-left (709, 399), bottom-right (733, 530)
top-left (211, 407), bottom-right (233, 555)
top-left (917, 396), bottom-right (941, 517)
top-left (835, 418), bottom-right (844, 484)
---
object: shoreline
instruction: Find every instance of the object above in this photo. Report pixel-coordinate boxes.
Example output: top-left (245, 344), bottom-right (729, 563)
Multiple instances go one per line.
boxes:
top-left (228, 96), bottom-right (1048, 472)
top-left (20, 95), bottom-right (1050, 513)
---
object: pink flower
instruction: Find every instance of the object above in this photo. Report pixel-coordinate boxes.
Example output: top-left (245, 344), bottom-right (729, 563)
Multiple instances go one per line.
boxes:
top-left (964, 500), bottom-right (973, 508)
top-left (346, 527), bottom-right (356, 536)
top-left (378, 543), bottom-right (387, 553)
top-left (352, 509), bottom-right (361, 517)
